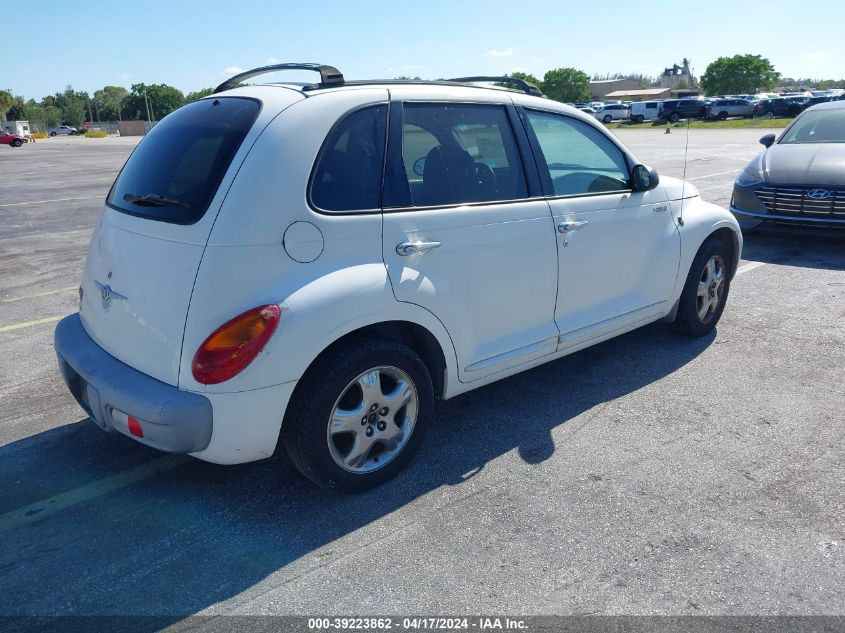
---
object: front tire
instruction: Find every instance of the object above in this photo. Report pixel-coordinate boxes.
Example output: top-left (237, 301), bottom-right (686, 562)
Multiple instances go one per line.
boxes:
top-left (634, 114), bottom-right (645, 123)
top-left (673, 238), bottom-right (733, 337)
top-left (11, 139), bottom-right (22, 147)
top-left (669, 112), bottom-right (680, 123)
top-left (281, 338), bottom-right (433, 492)
top-left (602, 115), bottom-right (612, 123)
top-left (49, 132), bottom-right (57, 137)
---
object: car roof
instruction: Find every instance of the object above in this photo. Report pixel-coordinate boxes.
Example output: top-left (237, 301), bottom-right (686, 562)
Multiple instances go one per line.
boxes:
top-left (807, 100), bottom-right (845, 111)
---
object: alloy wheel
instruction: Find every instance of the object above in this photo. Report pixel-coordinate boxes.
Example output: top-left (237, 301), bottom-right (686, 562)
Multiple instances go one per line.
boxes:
top-left (696, 255), bottom-right (727, 324)
top-left (326, 366), bottom-right (418, 474)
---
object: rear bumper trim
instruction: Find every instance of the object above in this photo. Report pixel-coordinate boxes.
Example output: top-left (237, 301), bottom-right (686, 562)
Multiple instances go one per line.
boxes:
top-left (54, 313), bottom-right (213, 453)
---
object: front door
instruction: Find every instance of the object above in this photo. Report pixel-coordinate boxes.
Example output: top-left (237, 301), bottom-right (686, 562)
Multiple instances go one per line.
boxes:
top-left (382, 100), bottom-right (559, 382)
top-left (520, 108), bottom-right (681, 348)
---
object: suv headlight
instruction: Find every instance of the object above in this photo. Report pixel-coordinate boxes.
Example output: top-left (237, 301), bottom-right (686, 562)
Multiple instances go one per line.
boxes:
top-left (735, 153), bottom-right (766, 187)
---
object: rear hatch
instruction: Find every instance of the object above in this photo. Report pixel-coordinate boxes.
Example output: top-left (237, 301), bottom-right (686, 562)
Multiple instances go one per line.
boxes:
top-left (79, 95), bottom-right (278, 386)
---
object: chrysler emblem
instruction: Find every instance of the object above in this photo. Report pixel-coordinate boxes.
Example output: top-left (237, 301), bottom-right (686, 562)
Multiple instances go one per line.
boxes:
top-left (93, 280), bottom-right (128, 311)
top-left (807, 189), bottom-right (832, 200)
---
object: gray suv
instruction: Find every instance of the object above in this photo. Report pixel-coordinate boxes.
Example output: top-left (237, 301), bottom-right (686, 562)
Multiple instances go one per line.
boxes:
top-left (707, 99), bottom-right (754, 120)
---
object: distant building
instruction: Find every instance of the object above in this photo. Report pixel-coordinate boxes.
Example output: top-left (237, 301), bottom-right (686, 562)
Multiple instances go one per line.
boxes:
top-left (603, 88), bottom-right (672, 102)
top-left (589, 79), bottom-right (642, 99)
top-left (660, 58), bottom-right (699, 91)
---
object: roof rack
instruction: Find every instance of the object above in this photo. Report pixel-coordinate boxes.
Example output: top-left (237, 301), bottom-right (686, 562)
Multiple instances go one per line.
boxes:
top-left (213, 63), bottom-right (344, 94)
top-left (447, 76), bottom-right (544, 97)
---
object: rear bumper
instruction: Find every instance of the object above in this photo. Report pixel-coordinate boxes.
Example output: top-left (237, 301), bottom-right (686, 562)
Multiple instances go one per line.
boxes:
top-left (54, 313), bottom-right (213, 453)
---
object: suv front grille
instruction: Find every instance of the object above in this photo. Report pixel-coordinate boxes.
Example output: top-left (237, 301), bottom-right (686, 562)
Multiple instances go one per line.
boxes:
top-left (755, 186), bottom-right (845, 218)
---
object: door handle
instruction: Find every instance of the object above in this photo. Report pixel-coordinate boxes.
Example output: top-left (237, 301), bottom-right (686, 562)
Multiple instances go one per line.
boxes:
top-left (557, 220), bottom-right (588, 234)
top-left (396, 241), bottom-right (442, 256)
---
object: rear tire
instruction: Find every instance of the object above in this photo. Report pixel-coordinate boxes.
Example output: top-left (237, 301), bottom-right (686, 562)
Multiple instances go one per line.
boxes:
top-left (281, 337), bottom-right (433, 492)
top-left (50, 132), bottom-right (56, 137)
top-left (669, 112), bottom-right (680, 123)
top-left (673, 238), bottom-right (733, 337)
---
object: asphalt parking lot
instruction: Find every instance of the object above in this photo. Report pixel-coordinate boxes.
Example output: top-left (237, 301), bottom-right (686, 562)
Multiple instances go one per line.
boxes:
top-left (1, 131), bottom-right (843, 619)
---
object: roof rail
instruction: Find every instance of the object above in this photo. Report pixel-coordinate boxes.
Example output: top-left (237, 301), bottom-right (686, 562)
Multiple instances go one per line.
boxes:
top-left (213, 63), bottom-right (344, 94)
top-left (447, 76), bottom-right (544, 97)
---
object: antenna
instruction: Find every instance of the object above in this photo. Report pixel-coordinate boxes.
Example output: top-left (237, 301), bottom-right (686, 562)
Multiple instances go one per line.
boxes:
top-left (678, 114), bottom-right (691, 226)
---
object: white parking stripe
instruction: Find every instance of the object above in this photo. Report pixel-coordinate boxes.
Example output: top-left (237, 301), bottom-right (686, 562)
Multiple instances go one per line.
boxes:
top-left (688, 170), bottom-right (740, 181)
top-left (0, 456), bottom-right (188, 534)
top-left (0, 196), bottom-right (101, 208)
top-left (735, 261), bottom-right (766, 276)
top-left (1, 286), bottom-right (77, 303)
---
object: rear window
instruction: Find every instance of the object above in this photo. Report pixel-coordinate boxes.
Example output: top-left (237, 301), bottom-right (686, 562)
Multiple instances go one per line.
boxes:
top-left (107, 97), bottom-right (260, 224)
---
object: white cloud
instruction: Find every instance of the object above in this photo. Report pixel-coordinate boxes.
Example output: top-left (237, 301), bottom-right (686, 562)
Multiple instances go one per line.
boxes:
top-left (484, 47), bottom-right (517, 58)
top-left (222, 66), bottom-right (246, 75)
top-left (265, 57), bottom-right (279, 64)
top-left (802, 51), bottom-right (829, 62)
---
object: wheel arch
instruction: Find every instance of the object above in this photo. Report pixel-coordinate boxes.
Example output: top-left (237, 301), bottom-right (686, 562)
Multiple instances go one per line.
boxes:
top-left (297, 319), bottom-right (449, 400)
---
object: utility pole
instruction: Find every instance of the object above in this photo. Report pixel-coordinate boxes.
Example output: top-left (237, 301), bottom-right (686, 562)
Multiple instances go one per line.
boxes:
top-left (87, 98), bottom-right (93, 128)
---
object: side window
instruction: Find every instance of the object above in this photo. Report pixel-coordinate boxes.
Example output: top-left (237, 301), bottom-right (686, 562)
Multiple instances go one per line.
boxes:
top-left (311, 105), bottom-right (387, 212)
top-left (400, 103), bottom-right (528, 207)
top-left (525, 110), bottom-right (630, 196)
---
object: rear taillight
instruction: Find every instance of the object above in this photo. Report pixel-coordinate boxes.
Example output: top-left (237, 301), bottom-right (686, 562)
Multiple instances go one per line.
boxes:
top-left (192, 305), bottom-right (281, 385)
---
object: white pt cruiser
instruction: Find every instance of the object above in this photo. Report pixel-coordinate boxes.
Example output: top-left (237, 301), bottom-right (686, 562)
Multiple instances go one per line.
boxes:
top-left (54, 64), bottom-right (742, 491)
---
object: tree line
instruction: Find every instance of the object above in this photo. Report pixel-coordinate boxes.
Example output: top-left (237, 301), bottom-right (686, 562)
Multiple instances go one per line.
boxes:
top-left (2, 55), bottom-right (841, 128)
top-left (0, 84), bottom-right (215, 128)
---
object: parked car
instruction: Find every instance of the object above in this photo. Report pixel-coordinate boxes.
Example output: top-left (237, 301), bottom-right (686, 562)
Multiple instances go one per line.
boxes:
top-left (629, 101), bottom-right (661, 123)
top-left (577, 106), bottom-right (596, 115)
top-left (752, 98), bottom-right (803, 118)
top-left (0, 130), bottom-right (24, 147)
top-left (50, 125), bottom-right (78, 136)
top-left (706, 98), bottom-right (754, 120)
top-left (54, 63), bottom-right (742, 492)
top-left (659, 99), bottom-right (707, 122)
top-left (731, 101), bottom-right (845, 231)
top-left (594, 103), bottom-right (630, 123)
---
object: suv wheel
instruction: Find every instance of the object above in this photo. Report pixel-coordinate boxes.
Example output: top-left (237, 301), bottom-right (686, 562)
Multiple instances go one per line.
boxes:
top-left (282, 338), bottom-right (433, 492)
top-left (669, 112), bottom-right (680, 123)
top-left (765, 111), bottom-right (775, 119)
top-left (673, 238), bottom-right (733, 337)
top-left (634, 114), bottom-right (645, 123)
top-left (49, 132), bottom-right (57, 137)
top-left (602, 114), bottom-right (612, 123)
top-left (718, 111), bottom-right (728, 121)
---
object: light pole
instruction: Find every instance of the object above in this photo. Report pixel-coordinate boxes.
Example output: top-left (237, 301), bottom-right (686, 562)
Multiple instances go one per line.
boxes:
top-left (143, 91), bottom-right (154, 132)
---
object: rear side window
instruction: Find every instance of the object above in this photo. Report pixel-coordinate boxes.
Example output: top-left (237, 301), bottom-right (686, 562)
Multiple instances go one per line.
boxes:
top-left (107, 97), bottom-right (260, 224)
top-left (311, 105), bottom-right (387, 212)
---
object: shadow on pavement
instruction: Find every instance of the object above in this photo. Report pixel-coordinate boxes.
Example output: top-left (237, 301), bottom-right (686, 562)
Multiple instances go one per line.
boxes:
top-left (741, 229), bottom-right (845, 271)
top-left (0, 323), bottom-right (714, 621)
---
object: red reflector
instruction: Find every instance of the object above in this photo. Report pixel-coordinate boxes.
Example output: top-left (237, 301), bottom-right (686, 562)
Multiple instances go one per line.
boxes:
top-left (127, 415), bottom-right (144, 438)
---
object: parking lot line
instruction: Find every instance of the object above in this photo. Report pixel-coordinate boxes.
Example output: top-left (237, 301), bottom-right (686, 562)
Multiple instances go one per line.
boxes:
top-left (0, 177), bottom-right (114, 188)
top-left (0, 196), bottom-right (101, 208)
top-left (0, 455), bottom-right (188, 534)
top-left (1, 286), bottom-right (77, 303)
top-left (735, 261), bottom-right (766, 276)
top-left (0, 315), bottom-right (65, 333)
top-left (688, 170), bottom-right (741, 181)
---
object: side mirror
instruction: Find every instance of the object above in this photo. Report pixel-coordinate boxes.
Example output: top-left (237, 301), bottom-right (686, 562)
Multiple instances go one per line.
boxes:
top-left (631, 164), bottom-right (660, 192)
top-left (759, 133), bottom-right (776, 148)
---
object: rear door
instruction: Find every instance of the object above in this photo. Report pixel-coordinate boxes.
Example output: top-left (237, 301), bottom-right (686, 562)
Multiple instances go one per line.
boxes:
top-left (520, 108), bottom-right (680, 348)
top-left (381, 95), bottom-right (560, 382)
top-left (80, 94), bottom-right (296, 386)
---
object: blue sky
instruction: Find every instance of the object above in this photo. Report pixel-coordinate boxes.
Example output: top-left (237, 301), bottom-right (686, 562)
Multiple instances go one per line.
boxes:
top-left (4, 0), bottom-right (844, 99)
